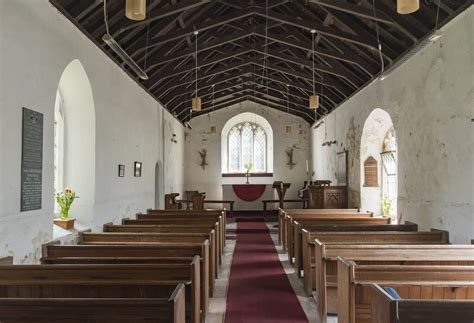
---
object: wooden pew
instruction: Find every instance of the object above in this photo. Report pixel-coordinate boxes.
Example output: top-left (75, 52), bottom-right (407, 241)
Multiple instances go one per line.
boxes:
top-left (42, 242), bottom-right (210, 314)
top-left (285, 216), bottom-right (389, 264)
top-left (0, 264), bottom-right (200, 323)
top-left (371, 283), bottom-right (474, 323)
top-left (141, 210), bottom-right (225, 247)
top-left (122, 218), bottom-right (225, 265)
top-left (280, 209), bottom-right (374, 252)
top-left (0, 285), bottom-right (185, 323)
top-left (278, 208), bottom-right (361, 244)
top-left (337, 258), bottom-right (474, 323)
top-left (79, 231), bottom-right (218, 287)
top-left (302, 229), bottom-right (449, 294)
top-left (312, 244), bottom-right (474, 322)
top-left (293, 221), bottom-right (418, 277)
top-left (0, 256), bottom-right (13, 265)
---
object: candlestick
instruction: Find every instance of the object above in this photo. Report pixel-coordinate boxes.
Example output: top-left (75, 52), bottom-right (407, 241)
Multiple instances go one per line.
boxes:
top-left (306, 160), bottom-right (309, 173)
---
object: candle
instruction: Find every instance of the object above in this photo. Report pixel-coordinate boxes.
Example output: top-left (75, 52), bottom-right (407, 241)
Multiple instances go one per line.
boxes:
top-left (306, 160), bottom-right (309, 173)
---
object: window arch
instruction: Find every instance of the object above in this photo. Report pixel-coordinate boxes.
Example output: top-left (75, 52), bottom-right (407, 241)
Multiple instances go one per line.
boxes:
top-left (221, 112), bottom-right (273, 174)
top-left (227, 122), bottom-right (267, 173)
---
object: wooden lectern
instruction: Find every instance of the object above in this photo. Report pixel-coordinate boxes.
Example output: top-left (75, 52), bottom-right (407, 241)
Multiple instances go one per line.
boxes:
top-left (272, 181), bottom-right (291, 209)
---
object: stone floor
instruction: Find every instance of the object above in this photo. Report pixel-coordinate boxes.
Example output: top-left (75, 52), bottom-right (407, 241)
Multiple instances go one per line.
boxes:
top-left (206, 220), bottom-right (337, 323)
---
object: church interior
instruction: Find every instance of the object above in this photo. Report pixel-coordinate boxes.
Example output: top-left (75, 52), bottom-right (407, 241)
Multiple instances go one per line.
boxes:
top-left (0, 0), bottom-right (473, 322)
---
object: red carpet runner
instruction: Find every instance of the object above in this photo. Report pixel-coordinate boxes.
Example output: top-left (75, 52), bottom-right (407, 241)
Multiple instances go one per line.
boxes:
top-left (225, 217), bottom-right (309, 323)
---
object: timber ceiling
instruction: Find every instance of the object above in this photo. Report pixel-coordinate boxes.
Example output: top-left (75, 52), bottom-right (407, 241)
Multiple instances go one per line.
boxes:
top-left (50, 0), bottom-right (470, 124)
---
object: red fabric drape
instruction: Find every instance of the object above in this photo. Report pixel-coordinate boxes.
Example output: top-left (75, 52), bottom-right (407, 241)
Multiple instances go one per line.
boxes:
top-left (232, 184), bottom-right (266, 201)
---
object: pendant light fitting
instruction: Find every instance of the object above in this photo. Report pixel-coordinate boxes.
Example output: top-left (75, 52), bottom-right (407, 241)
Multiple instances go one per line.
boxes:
top-left (125, 0), bottom-right (147, 21)
top-left (309, 29), bottom-right (319, 110)
top-left (192, 30), bottom-right (201, 112)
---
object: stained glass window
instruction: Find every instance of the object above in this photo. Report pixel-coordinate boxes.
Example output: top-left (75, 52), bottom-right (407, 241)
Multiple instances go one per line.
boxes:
top-left (228, 122), bottom-right (267, 173)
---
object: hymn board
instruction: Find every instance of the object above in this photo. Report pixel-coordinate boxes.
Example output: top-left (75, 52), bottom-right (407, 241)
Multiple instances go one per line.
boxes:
top-left (21, 107), bottom-right (43, 211)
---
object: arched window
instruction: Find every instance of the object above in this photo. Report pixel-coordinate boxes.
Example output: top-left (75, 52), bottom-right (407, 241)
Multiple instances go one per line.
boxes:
top-left (221, 112), bottom-right (273, 174)
top-left (53, 90), bottom-right (65, 214)
top-left (227, 122), bottom-right (267, 173)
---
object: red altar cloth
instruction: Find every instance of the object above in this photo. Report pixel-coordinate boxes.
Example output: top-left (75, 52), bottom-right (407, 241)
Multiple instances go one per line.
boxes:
top-left (232, 184), bottom-right (266, 202)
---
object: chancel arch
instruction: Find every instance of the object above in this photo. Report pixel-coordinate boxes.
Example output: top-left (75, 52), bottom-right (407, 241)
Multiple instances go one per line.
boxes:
top-left (54, 59), bottom-right (96, 227)
top-left (360, 108), bottom-right (397, 219)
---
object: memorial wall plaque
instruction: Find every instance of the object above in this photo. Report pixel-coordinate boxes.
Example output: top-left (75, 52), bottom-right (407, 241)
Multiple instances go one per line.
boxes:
top-left (21, 107), bottom-right (43, 211)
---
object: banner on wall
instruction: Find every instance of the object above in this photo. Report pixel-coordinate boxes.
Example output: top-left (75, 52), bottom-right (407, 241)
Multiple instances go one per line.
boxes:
top-left (21, 107), bottom-right (43, 211)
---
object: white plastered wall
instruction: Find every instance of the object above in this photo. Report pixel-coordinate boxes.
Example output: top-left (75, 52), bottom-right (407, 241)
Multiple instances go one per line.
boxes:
top-left (311, 7), bottom-right (474, 243)
top-left (0, 0), bottom-right (185, 263)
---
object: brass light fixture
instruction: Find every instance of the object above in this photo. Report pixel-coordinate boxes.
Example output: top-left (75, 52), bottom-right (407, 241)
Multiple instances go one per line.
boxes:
top-left (125, 0), bottom-right (147, 21)
top-left (192, 30), bottom-right (201, 112)
top-left (309, 29), bottom-right (319, 110)
top-left (397, 0), bottom-right (419, 14)
top-left (285, 84), bottom-right (292, 134)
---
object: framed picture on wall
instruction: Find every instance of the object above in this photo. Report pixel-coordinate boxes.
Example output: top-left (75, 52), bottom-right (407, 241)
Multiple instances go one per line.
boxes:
top-left (118, 164), bottom-right (125, 177)
top-left (134, 161), bottom-right (142, 177)
top-left (336, 151), bottom-right (348, 186)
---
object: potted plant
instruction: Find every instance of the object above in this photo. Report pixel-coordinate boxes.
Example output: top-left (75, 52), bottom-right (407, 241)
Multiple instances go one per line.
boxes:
top-left (54, 188), bottom-right (79, 230)
top-left (382, 196), bottom-right (394, 220)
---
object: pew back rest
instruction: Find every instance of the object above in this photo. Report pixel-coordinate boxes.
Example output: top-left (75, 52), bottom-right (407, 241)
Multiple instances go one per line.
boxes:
top-left (0, 285), bottom-right (186, 323)
top-left (371, 284), bottom-right (474, 323)
top-left (312, 230), bottom-right (449, 244)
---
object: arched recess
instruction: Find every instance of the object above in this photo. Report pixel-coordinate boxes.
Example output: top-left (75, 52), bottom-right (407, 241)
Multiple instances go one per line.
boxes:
top-left (54, 59), bottom-right (96, 227)
top-left (155, 161), bottom-right (164, 209)
top-left (360, 108), bottom-right (397, 218)
top-left (221, 112), bottom-right (274, 174)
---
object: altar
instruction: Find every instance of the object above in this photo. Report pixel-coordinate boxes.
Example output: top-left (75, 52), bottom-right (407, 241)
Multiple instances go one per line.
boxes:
top-left (222, 184), bottom-right (274, 210)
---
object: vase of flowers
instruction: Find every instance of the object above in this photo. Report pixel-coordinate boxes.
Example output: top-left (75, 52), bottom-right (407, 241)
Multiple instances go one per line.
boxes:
top-left (54, 188), bottom-right (79, 230)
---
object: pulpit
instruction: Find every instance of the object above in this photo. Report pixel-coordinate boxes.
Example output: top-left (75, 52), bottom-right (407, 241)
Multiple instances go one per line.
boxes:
top-left (308, 185), bottom-right (348, 209)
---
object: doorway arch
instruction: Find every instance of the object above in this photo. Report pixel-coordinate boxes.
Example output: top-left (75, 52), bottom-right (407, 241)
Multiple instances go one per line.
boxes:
top-left (54, 59), bottom-right (96, 226)
top-left (360, 108), bottom-right (397, 218)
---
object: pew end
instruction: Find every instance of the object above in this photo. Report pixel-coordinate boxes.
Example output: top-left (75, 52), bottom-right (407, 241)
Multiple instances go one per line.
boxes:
top-left (0, 257), bottom-right (13, 265)
top-left (40, 240), bottom-right (60, 261)
top-left (371, 283), bottom-right (474, 323)
top-left (430, 228), bottom-right (450, 243)
top-left (102, 222), bottom-right (113, 232)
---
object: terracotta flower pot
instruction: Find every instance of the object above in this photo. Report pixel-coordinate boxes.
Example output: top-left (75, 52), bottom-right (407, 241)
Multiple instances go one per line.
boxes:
top-left (53, 218), bottom-right (76, 230)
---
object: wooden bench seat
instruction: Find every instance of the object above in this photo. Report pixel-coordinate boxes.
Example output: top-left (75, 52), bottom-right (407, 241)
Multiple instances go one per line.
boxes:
top-left (312, 244), bottom-right (474, 322)
top-left (0, 263), bottom-right (200, 323)
top-left (0, 286), bottom-right (185, 323)
top-left (279, 210), bottom-right (375, 251)
top-left (283, 216), bottom-right (389, 263)
top-left (123, 218), bottom-right (224, 259)
top-left (142, 210), bottom-right (225, 245)
top-left (278, 208), bottom-right (361, 243)
top-left (337, 258), bottom-right (474, 323)
top-left (42, 242), bottom-right (210, 314)
top-left (80, 231), bottom-right (219, 283)
top-left (301, 229), bottom-right (449, 294)
top-left (371, 283), bottom-right (474, 323)
top-left (292, 222), bottom-right (418, 277)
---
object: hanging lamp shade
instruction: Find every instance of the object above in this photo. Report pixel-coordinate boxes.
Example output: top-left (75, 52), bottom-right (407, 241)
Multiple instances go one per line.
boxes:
top-left (126, 0), bottom-right (147, 21)
top-left (309, 95), bottom-right (319, 109)
top-left (192, 97), bottom-right (201, 112)
top-left (397, 0), bottom-right (419, 14)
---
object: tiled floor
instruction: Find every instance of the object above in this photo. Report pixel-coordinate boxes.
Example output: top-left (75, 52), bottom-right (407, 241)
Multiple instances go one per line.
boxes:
top-left (206, 221), bottom-right (337, 323)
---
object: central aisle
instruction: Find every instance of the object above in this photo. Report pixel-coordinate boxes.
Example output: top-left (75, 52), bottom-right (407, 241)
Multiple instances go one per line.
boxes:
top-left (224, 217), bottom-right (309, 323)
